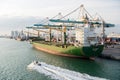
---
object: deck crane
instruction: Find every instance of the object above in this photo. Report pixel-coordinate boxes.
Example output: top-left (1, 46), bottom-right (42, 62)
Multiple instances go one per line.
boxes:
top-left (49, 4), bottom-right (115, 44)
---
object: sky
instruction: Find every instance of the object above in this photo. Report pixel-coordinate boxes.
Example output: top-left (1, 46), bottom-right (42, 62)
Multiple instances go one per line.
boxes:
top-left (0, 0), bottom-right (120, 35)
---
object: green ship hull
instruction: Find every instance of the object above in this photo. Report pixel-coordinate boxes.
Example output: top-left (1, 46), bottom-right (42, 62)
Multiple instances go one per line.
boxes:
top-left (33, 42), bottom-right (104, 58)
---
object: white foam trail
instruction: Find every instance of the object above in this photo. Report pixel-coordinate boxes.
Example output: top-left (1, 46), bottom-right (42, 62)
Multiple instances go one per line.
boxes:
top-left (27, 62), bottom-right (109, 80)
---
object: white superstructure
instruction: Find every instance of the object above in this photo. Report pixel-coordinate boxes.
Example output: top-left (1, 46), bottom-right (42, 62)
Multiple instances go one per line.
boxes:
top-left (75, 24), bottom-right (98, 47)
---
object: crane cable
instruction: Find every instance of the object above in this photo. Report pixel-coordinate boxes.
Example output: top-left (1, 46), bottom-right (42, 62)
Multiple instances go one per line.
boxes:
top-left (59, 6), bottom-right (80, 20)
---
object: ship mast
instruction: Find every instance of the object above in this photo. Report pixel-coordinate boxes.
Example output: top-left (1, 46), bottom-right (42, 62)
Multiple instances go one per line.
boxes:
top-left (102, 20), bottom-right (105, 40)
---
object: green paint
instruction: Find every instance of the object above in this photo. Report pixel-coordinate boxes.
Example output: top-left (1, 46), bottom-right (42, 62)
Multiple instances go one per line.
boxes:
top-left (33, 42), bottom-right (104, 57)
top-left (82, 45), bottom-right (104, 57)
top-left (62, 46), bottom-right (83, 56)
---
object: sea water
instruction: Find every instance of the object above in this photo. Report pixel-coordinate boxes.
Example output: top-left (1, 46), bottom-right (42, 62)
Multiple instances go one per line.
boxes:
top-left (0, 38), bottom-right (119, 80)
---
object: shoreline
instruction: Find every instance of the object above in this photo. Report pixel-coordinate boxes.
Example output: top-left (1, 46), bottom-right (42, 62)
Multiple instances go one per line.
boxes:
top-left (100, 46), bottom-right (120, 61)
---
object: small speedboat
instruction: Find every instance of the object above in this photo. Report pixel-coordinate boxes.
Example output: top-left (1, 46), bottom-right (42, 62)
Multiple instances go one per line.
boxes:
top-left (27, 61), bottom-right (41, 69)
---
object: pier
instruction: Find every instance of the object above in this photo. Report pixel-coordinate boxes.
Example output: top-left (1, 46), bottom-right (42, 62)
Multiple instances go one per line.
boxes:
top-left (100, 45), bottom-right (120, 60)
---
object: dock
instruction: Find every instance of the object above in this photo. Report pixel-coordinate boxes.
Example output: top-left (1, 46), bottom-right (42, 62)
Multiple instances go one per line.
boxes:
top-left (100, 45), bottom-right (120, 60)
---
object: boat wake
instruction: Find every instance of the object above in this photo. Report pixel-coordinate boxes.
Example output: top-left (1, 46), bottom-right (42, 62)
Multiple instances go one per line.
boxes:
top-left (27, 61), bottom-right (108, 80)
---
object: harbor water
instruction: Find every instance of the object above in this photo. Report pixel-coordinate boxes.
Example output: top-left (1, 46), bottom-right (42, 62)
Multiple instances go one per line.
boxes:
top-left (0, 38), bottom-right (120, 80)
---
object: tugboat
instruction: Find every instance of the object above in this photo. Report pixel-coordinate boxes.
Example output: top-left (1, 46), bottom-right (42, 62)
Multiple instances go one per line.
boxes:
top-left (26, 5), bottom-right (114, 58)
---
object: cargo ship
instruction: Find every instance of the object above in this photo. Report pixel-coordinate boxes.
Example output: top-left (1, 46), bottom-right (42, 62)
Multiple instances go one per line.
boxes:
top-left (26, 5), bottom-right (114, 58)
